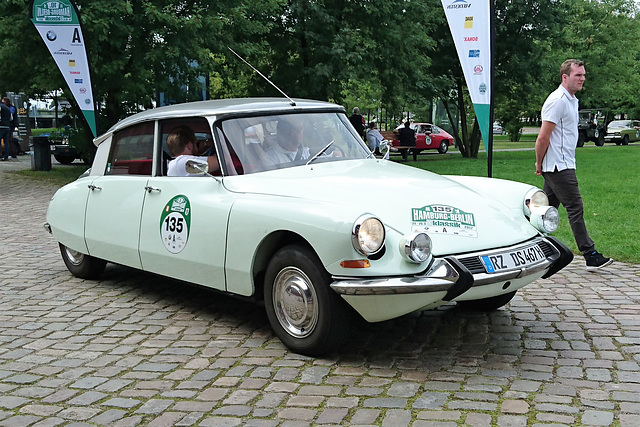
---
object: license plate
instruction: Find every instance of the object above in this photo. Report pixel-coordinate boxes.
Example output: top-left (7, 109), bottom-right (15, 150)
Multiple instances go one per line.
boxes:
top-left (480, 244), bottom-right (546, 273)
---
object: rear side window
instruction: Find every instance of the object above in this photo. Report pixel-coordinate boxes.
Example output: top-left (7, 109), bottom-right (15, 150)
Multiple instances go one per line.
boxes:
top-left (106, 122), bottom-right (155, 176)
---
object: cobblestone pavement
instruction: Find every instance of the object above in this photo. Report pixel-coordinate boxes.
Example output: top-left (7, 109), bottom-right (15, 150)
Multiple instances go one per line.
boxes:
top-left (1, 155), bottom-right (639, 427)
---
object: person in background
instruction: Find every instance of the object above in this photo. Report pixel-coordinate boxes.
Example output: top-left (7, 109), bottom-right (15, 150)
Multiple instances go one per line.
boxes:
top-left (534, 59), bottom-right (613, 270)
top-left (365, 122), bottom-right (384, 154)
top-left (348, 107), bottom-right (365, 140)
top-left (397, 120), bottom-right (417, 161)
top-left (166, 125), bottom-right (219, 176)
top-left (0, 98), bottom-right (11, 161)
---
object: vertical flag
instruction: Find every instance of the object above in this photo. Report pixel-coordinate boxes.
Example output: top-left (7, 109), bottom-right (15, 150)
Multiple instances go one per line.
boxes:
top-left (30, 0), bottom-right (97, 137)
top-left (441, 0), bottom-right (494, 175)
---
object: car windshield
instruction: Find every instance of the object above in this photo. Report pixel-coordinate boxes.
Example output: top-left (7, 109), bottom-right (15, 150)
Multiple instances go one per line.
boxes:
top-left (215, 112), bottom-right (371, 174)
top-left (608, 120), bottom-right (631, 128)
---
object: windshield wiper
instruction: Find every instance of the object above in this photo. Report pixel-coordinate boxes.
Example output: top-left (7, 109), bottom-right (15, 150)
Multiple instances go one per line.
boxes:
top-left (306, 140), bottom-right (334, 165)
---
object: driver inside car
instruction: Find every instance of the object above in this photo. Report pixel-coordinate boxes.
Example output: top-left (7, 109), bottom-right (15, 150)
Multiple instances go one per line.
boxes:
top-left (263, 116), bottom-right (343, 167)
top-left (263, 117), bottom-right (310, 165)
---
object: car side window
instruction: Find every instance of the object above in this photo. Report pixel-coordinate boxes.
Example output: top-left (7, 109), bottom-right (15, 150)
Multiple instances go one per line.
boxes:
top-left (106, 122), bottom-right (155, 176)
top-left (159, 118), bottom-right (217, 176)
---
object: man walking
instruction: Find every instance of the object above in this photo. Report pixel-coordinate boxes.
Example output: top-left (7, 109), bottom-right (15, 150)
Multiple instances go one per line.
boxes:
top-left (534, 59), bottom-right (613, 269)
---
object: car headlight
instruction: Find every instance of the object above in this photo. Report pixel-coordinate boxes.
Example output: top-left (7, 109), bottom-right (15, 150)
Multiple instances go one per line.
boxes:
top-left (524, 189), bottom-right (550, 216)
top-left (352, 215), bottom-right (385, 256)
top-left (530, 206), bottom-right (559, 233)
top-left (401, 232), bottom-right (432, 263)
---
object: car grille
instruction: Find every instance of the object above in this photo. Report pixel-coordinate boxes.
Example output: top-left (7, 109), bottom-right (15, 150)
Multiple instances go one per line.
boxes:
top-left (455, 239), bottom-right (556, 274)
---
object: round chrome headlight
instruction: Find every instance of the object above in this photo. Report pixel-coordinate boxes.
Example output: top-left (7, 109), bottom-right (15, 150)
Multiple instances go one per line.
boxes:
top-left (401, 232), bottom-right (432, 263)
top-left (352, 215), bottom-right (385, 256)
top-left (524, 189), bottom-right (550, 215)
top-left (530, 206), bottom-right (559, 233)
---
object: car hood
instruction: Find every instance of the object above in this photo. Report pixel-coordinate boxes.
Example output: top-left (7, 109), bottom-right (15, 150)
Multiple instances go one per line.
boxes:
top-left (223, 160), bottom-right (538, 255)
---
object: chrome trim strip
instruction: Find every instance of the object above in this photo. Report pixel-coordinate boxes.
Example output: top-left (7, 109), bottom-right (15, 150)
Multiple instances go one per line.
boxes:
top-left (330, 258), bottom-right (458, 296)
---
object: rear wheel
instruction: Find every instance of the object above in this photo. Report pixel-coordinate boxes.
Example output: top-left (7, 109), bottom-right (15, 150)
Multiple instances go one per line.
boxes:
top-left (264, 245), bottom-right (351, 356)
top-left (622, 134), bottom-right (629, 146)
top-left (54, 154), bottom-right (75, 164)
top-left (577, 131), bottom-right (586, 147)
top-left (438, 141), bottom-right (449, 154)
top-left (457, 291), bottom-right (517, 311)
top-left (59, 243), bottom-right (107, 279)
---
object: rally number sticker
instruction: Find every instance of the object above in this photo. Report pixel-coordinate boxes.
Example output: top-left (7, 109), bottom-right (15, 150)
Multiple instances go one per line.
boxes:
top-left (160, 195), bottom-right (191, 254)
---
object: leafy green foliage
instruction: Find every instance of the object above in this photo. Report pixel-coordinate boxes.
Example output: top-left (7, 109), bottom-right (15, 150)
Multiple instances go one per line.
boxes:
top-left (2, 0), bottom-right (640, 147)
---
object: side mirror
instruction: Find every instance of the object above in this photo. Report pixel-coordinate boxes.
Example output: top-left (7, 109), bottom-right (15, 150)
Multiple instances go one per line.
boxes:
top-left (185, 158), bottom-right (209, 175)
top-left (379, 140), bottom-right (397, 160)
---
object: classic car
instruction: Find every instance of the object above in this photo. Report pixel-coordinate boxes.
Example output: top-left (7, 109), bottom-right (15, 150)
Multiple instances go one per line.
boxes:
top-left (45, 98), bottom-right (573, 356)
top-left (577, 108), bottom-right (609, 147)
top-left (604, 119), bottom-right (640, 145)
top-left (390, 122), bottom-right (453, 154)
top-left (493, 122), bottom-right (505, 135)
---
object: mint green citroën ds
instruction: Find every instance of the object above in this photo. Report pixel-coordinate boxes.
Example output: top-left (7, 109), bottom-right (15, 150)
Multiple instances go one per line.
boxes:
top-left (45, 98), bottom-right (573, 356)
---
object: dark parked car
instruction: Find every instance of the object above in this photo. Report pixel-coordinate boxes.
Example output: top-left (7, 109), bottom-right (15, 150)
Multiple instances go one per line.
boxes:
top-left (577, 109), bottom-right (609, 147)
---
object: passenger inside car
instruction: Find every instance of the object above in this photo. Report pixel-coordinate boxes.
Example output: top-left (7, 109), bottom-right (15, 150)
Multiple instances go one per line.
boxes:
top-left (166, 125), bottom-right (220, 176)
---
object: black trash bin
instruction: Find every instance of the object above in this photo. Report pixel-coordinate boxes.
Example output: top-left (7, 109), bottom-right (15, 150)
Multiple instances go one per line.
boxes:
top-left (32, 136), bottom-right (52, 171)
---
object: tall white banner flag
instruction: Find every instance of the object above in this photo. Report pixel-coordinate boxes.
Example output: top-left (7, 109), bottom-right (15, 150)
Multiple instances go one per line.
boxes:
top-left (441, 0), bottom-right (492, 151)
top-left (30, 0), bottom-right (97, 137)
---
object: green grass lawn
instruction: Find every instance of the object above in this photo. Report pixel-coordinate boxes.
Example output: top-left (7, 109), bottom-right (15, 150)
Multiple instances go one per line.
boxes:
top-left (15, 165), bottom-right (88, 187)
top-left (406, 144), bottom-right (640, 263)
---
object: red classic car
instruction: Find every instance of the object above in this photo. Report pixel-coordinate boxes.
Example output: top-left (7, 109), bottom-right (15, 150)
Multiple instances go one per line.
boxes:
top-left (391, 122), bottom-right (453, 154)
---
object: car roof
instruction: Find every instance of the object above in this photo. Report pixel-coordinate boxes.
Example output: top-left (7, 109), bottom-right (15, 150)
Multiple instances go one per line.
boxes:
top-left (96, 98), bottom-right (344, 145)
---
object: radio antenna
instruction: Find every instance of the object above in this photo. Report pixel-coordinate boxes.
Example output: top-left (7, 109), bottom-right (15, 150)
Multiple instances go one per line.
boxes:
top-left (228, 47), bottom-right (296, 107)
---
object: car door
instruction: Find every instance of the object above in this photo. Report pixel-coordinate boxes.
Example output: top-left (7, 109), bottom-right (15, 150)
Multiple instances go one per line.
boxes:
top-left (84, 122), bottom-right (155, 269)
top-left (414, 125), bottom-right (427, 149)
top-left (138, 118), bottom-right (233, 291)
top-left (422, 124), bottom-right (435, 148)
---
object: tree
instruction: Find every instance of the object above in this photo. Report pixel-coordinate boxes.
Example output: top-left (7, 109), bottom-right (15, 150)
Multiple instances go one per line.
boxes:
top-left (555, 0), bottom-right (640, 116)
top-left (0, 0), bottom-right (279, 133)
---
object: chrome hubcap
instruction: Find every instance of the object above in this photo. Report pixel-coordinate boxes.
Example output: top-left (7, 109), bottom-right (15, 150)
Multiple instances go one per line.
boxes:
top-left (64, 247), bottom-right (85, 266)
top-left (273, 267), bottom-right (318, 339)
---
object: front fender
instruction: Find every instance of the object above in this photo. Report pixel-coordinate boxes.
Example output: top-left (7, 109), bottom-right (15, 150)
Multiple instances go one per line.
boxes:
top-left (224, 196), bottom-right (356, 296)
top-left (223, 195), bottom-right (429, 297)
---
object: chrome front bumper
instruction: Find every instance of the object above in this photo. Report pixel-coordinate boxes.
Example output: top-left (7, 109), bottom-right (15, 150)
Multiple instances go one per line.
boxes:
top-left (330, 236), bottom-right (573, 301)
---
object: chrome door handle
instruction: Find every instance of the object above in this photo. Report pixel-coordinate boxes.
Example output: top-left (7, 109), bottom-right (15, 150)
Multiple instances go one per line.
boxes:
top-left (145, 186), bottom-right (161, 193)
top-left (88, 184), bottom-right (102, 191)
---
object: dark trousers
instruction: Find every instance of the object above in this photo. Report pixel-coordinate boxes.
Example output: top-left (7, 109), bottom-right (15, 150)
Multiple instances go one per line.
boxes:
top-left (400, 148), bottom-right (418, 161)
top-left (0, 127), bottom-right (10, 159)
top-left (542, 168), bottom-right (595, 255)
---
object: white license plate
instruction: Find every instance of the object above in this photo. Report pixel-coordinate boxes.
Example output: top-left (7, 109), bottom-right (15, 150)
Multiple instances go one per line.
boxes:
top-left (480, 244), bottom-right (546, 273)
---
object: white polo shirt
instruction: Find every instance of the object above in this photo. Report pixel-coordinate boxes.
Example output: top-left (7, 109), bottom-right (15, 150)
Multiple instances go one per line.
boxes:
top-left (541, 85), bottom-right (579, 172)
top-left (167, 155), bottom-right (208, 176)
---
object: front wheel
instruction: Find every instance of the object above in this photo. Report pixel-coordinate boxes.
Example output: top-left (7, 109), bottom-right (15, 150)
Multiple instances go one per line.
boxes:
top-left (595, 131), bottom-right (605, 146)
top-left (622, 135), bottom-right (629, 146)
top-left (456, 291), bottom-right (517, 311)
top-left (264, 245), bottom-right (351, 356)
top-left (438, 141), bottom-right (449, 154)
top-left (59, 243), bottom-right (107, 279)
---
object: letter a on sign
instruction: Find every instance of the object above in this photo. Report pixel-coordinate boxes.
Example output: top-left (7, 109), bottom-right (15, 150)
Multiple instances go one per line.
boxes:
top-left (30, 0), bottom-right (97, 137)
